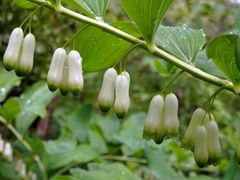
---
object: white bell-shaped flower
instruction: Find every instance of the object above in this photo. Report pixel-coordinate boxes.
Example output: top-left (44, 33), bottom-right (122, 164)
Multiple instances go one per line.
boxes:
top-left (3, 142), bottom-right (13, 161)
top-left (47, 48), bottom-right (66, 91)
top-left (0, 138), bottom-right (4, 153)
top-left (182, 108), bottom-right (209, 149)
top-left (67, 50), bottom-right (84, 95)
top-left (205, 120), bottom-right (222, 164)
top-left (164, 93), bottom-right (179, 136)
top-left (143, 95), bottom-right (164, 143)
top-left (16, 160), bottom-right (27, 178)
top-left (15, 33), bottom-right (36, 76)
top-left (60, 57), bottom-right (69, 96)
top-left (3, 27), bottom-right (23, 71)
top-left (98, 68), bottom-right (118, 112)
top-left (114, 73), bottom-right (130, 118)
top-left (194, 126), bottom-right (208, 168)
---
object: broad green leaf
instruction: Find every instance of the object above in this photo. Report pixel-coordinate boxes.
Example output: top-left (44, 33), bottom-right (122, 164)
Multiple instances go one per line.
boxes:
top-left (120, 0), bottom-right (173, 44)
top-left (115, 113), bottom-right (145, 156)
top-left (54, 105), bottom-right (93, 142)
top-left (145, 146), bottom-right (183, 180)
top-left (71, 163), bottom-right (141, 180)
top-left (206, 35), bottom-right (240, 93)
top-left (235, 36), bottom-right (240, 70)
top-left (62, 0), bottom-right (109, 18)
top-left (43, 145), bottom-right (98, 170)
top-left (88, 124), bottom-right (108, 154)
top-left (0, 67), bottom-right (21, 102)
top-left (43, 138), bottom-right (77, 155)
top-left (51, 176), bottom-right (77, 180)
top-left (74, 22), bottom-right (141, 72)
top-left (155, 26), bottom-right (206, 63)
top-left (92, 114), bottom-right (120, 143)
top-left (14, 0), bottom-right (37, 9)
top-left (0, 98), bottom-right (21, 123)
top-left (195, 51), bottom-right (226, 78)
top-left (223, 154), bottom-right (240, 180)
top-left (154, 58), bottom-right (176, 75)
top-left (15, 81), bottom-right (56, 133)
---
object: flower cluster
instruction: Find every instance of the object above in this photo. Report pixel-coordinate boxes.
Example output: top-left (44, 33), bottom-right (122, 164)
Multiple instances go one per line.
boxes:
top-left (182, 108), bottom-right (221, 167)
top-left (143, 93), bottom-right (179, 144)
top-left (47, 48), bottom-right (84, 95)
top-left (98, 68), bottom-right (130, 118)
top-left (3, 27), bottom-right (35, 76)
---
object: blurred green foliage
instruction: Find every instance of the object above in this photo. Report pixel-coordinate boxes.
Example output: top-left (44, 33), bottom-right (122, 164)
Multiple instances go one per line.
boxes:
top-left (0, 0), bottom-right (240, 179)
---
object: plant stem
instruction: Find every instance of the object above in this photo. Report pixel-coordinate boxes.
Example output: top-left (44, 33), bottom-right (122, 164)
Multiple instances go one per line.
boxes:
top-left (27, 0), bottom-right (235, 93)
top-left (0, 116), bottom-right (47, 180)
top-left (102, 155), bottom-right (147, 164)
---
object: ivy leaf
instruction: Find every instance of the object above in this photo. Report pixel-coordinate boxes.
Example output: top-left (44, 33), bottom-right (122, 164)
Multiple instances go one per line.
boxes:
top-left (206, 35), bottom-right (240, 93)
top-left (120, 0), bottom-right (173, 44)
top-left (62, 0), bottom-right (109, 18)
top-left (15, 81), bottom-right (56, 133)
top-left (155, 26), bottom-right (206, 63)
top-left (74, 21), bottom-right (141, 72)
top-left (14, 0), bottom-right (37, 9)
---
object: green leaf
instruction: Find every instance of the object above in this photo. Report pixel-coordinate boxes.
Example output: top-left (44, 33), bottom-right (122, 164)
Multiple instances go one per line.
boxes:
top-left (155, 26), bottom-right (206, 63)
top-left (15, 81), bottom-right (56, 133)
top-left (43, 138), bottom-right (77, 155)
top-left (88, 124), bottom-right (108, 154)
top-left (0, 67), bottom-right (21, 103)
top-left (0, 98), bottom-right (21, 123)
top-left (206, 35), bottom-right (240, 93)
top-left (62, 0), bottom-right (109, 18)
top-left (145, 145), bottom-right (183, 180)
top-left (235, 36), bottom-right (240, 70)
top-left (71, 163), bottom-right (141, 180)
top-left (43, 145), bottom-right (98, 170)
top-left (195, 51), bottom-right (226, 78)
top-left (14, 0), bottom-right (37, 9)
top-left (120, 0), bottom-right (173, 44)
top-left (51, 176), bottom-right (78, 180)
top-left (74, 22), bottom-right (141, 72)
top-left (55, 105), bottom-right (93, 142)
top-left (115, 113), bottom-right (145, 156)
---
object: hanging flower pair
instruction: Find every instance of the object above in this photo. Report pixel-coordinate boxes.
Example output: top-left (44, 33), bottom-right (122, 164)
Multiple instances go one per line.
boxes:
top-left (3, 27), bottom-right (35, 76)
top-left (98, 68), bottom-right (130, 118)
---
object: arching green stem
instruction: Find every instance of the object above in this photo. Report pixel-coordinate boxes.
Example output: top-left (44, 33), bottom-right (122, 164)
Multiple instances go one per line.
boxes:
top-left (27, 0), bottom-right (236, 93)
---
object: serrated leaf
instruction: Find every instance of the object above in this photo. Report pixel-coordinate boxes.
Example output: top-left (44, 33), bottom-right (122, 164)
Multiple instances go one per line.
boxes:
top-left (62, 0), bottom-right (109, 18)
top-left (14, 0), bottom-right (37, 9)
top-left (71, 163), bottom-right (141, 180)
top-left (15, 81), bottom-right (56, 133)
top-left (0, 67), bottom-right (21, 103)
top-left (0, 98), bottom-right (21, 123)
top-left (74, 22), bottom-right (141, 72)
top-left (120, 0), bottom-right (173, 44)
top-left (206, 35), bottom-right (240, 93)
top-left (43, 145), bottom-right (98, 170)
top-left (235, 36), bottom-right (240, 70)
top-left (155, 26), bottom-right (206, 63)
top-left (195, 51), bottom-right (226, 78)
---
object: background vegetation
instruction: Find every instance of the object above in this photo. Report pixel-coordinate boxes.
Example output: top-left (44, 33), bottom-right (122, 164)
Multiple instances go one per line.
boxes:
top-left (0, 0), bottom-right (240, 179)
